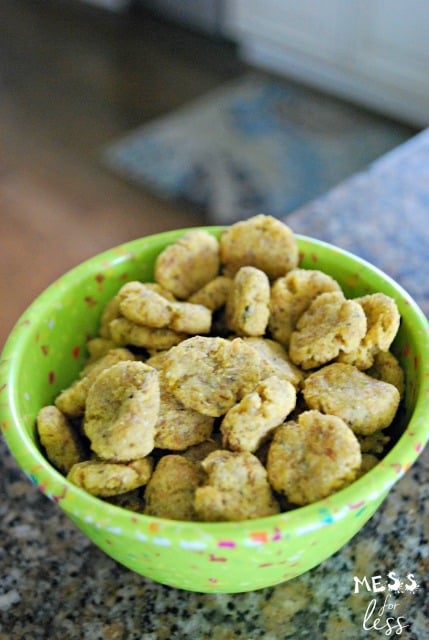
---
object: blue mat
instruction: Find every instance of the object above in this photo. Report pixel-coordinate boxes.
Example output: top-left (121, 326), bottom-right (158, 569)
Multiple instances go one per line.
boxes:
top-left (103, 74), bottom-right (414, 223)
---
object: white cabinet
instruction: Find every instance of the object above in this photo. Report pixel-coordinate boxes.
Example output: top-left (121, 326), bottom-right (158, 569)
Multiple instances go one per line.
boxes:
top-left (352, 0), bottom-right (429, 120)
top-left (225, 0), bottom-right (352, 63)
top-left (225, 0), bottom-right (429, 126)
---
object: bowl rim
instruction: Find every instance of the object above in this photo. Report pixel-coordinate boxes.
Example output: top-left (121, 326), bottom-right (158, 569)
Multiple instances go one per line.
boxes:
top-left (1, 230), bottom-right (428, 540)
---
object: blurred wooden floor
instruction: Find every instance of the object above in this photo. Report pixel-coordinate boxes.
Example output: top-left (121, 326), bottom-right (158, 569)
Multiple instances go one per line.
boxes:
top-left (0, 0), bottom-right (245, 346)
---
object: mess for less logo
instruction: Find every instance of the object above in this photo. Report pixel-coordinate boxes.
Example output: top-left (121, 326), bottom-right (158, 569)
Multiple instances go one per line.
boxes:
top-left (353, 572), bottom-right (420, 636)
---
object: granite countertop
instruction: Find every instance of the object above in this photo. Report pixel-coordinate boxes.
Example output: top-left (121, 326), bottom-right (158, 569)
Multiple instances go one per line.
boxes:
top-left (1, 130), bottom-right (428, 640)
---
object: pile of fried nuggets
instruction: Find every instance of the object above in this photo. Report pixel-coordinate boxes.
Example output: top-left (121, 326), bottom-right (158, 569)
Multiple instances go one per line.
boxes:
top-left (37, 215), bottom-right (404, 522)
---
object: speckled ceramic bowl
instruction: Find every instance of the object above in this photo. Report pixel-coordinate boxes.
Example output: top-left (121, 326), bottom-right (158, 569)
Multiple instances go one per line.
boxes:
top-left (1, 228), bottom-right (428, 593)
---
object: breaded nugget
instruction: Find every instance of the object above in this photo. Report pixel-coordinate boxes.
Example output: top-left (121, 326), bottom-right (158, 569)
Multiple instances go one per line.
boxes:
top-left (155, 230), bottom-right (220, 299)
top-left (98, 282), bottom-right (153, 338)
top-left (139, 282), bottom-right (177, 300)
top-left (119, 284), bottom-right (212, 335)
top-left (80, 347), bottom-right (135, 378)
top-left (109, 317), bottom-right (185, 350)
top-left (119, 280), bottom-right (176, 301)
top-left (188, 275), bottom-right (232, 311)
top-left (106, 488), bottom-right (145, 512)
top-left (162, 336), bottom-right (274, 417)
top-left (289, 291), bottom-right (367, 369)
top-left (67, 457), bottom-right (153, 498)
top-left (267, 410), bottom-right (361, 505)
top-left (303, 362), bottom-right (400, 435)
top-left (116, 280), bottom-right (149, 299)
top-left (194, 450), bottom-right (280, 521)
top-left (357, 293), bottom-right (401, 351)
top-left (367, 350), bottom-right (405, 398)
top-left (55, 348), bottom-right (135, 417)
top-left (169, 301), bottom-right (212, 334)
top-left (119, 286), bottom-right (173, 328)
top-left (119, 280), bottom-right (176, 302)
top-left (179, 437), bottom-right (221, 464)
top-left (358, 431), bottom-right (390, 455)
top-left (144, 455), bottom-right (203, 521)
top-left (221, 376), bottom-right (296, 452)
top-left (154, 374), bottom-right (214, 450)
top-left (226, 266), bottom-right (270, 336)
top-left (145, 350), bottom-right (169, 370)
top-left (84, 360), bottom-right (160, 461)
top-left (220, 214), bottom-right (299, 279)
top-left (99, 295), bottom-right (121, 339)
top-left (269, 268), bottom-right (342, 346)
top-left (358, 454), bottom-right (380, 477)
top-left (243, 337), bottom-right (304, 388)
top-left (338, 293), bottom-right (400, 369)
top-left (86, 337), bottom-right (117, 363)
top-left (36, 405), bottom-right (87, 474)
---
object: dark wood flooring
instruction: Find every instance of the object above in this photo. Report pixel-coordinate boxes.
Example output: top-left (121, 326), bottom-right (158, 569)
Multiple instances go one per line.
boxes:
top-left (0, 0), bottom-right (246, 345)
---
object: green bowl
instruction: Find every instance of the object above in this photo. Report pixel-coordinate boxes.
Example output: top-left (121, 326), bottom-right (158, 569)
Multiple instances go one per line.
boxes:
top-left (1, 228), bottom-right (428, 593)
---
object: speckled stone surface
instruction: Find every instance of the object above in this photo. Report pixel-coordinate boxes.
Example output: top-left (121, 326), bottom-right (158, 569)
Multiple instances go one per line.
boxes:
top-left (1, 131), bottom-right (428, 640)
top-left (288, 128), bottom-right (429, 318)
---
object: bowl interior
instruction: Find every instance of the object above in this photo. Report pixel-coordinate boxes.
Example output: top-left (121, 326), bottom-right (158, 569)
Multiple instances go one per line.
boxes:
top-left (1, 228), bottom-right (428, 547)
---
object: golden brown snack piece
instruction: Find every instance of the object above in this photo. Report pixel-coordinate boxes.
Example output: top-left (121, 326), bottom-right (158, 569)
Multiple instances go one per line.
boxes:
top-left (303, 362), bottom-right (400, 435)
top-left (67, 457), bottom-right (153, 498)
top-left (179, 437), bottom-right (221, 464)
top-left (162, 336), bottom-right (274, 417)
top-left (243, 337), bottom-right (304, 389)
top-left (269, 268), bottom-right (342, 346)
top-left (119, 280), bottom-right (176, 301)
top-left (145, 350), bottom-right (169, 370)
top-left (106, 488), bottom-right (145, 512)
top-left (118, 283), bottom-right (212, 335)
top-left (220, 214), bottom-right (299, 279)
top-left (98, 282), bottom-right (150, 338)
top-left (155, 229), bottom-right (220, 299)
top-left (358, 430), bottom-right (390, 455)
top-left (169, 302), bottom-right (211, 335)
top-left (109, 317), bottom-right (185, 350)
top-left (36, 405), bottom-right (87, 474)
top-left (358, 454), bottom-right (380, 477)
top-left (358, 292), bottom-right (401, 351)
top-left (55, 348), bottom-right (135, 417)
top-left (194, 450), bottom-right (280, 521)
top-left (226, 266), bottom-right (270, 337)
top-left (144, 455), bottom-right (203, 521)
top-left (119, 285), bottom-right (173, 328)
top-left (99, 296), bottom-right (121, 339)
top-left (289, 291), bottom-right (367, 370)
top-left (100, 282), bottom-right (177, 339)
top-left (220, 376), bottom-right (296, 452)
top-left (84, 360), bottom-right (160, 461)
top-left (154, 375), bottom-right (214, 451)
top-left (337, 293), bottom-right (400, 369)
top-left (86, 337), bottom-right (117, 363)
top-left (267, 410), bottom-right (361, 505)
top-left (147, 350), bottom-right (215, 450)
top-left (188, 275), bottom-right (232, 311)
top-left (367, 350), bottom-right (405, 398)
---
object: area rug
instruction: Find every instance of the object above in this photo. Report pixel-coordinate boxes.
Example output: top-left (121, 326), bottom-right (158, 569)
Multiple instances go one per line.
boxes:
top-left (102, 73), bottom-right (414, 223)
